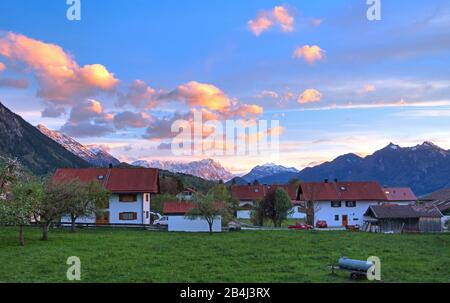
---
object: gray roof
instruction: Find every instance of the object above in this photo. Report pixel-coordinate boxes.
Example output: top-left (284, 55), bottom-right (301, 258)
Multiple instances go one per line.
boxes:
top-left (421, 188), bottom-right (450, 201)
top-left (366, 205), bottom-right (442, 219)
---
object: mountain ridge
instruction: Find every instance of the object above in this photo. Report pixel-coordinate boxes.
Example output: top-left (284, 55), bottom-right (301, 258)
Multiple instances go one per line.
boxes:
top-left (0, 102), bottom-right (90, 175)
top-left (37, 124), bottom-right (120, 167)
top-left (132, 158), bottom-right (235, 181)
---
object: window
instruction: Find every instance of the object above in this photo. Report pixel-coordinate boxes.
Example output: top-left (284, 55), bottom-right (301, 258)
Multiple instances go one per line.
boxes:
top-left (119, 194), bottom-right (137, 202)
top-left (334, 215), bottom-right (340, 221)
top-left (119, 212), bottom-right (137, 221)
top-left (331, 201), bottom-right (342, 208)
top-left (346, 201), bottom-right (356, 208)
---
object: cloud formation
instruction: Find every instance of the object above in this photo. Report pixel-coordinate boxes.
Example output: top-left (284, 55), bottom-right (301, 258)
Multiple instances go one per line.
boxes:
top-left (293, 45), bottom-right (325, 64)
top-left (248, 6), bottom-right (294, 36)
top-left (0, 62), bottom-right (5, 72)
top-left (0, 78), bottom-right (28, 89)
top-left (166, 81), bottom-right (231, 111)
top-left (113, 111), bottom-right (152, 129)
top-left (60, 99), bottom-right (114, 137)
top-left (41, 106), bottom-right (66, 118)
top-left (298, 89), bottom-right (322, 104)
top-left (117, 80), bottom-right (161, 109)
top-left (0, 32), bottom-right (119, 104)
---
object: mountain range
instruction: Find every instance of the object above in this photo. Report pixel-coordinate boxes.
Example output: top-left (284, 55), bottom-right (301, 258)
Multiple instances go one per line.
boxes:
top-left (241, 142), bottom-right (450, 196)
top-left (132, 159), bottom-right (235, 182)
top-left (37, 124), bottom-right (120, 167)
top-left (0, 102), bottom-right (89, 175)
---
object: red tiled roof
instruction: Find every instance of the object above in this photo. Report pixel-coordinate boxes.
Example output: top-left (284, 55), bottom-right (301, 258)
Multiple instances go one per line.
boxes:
top-left (52, 168), bottom-right (159, 193)
top-left (163, 201), bottom-right (196, 215)
top-left (384, 187), bottom-right (417, 201)
top-left (163, 201), bottom-right (227, 215)
top-left (298, 181), bottom-right (387, 201)
top-left (231, 184), bottom-right (298, 201)
top-left (231, 185), bottom-right (265, 200)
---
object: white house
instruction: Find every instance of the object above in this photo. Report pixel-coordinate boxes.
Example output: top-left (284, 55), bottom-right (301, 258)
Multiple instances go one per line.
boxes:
top-left (163, 201), bottom-right (222, 232)
top-left (231, 184), bottom-right (305, 220)
top-left (176, 187), bottom-right (196, 201)
top-left (297, 181), bottom-right (390, 228)
top-left (55, 168), bottom-right (159, 225)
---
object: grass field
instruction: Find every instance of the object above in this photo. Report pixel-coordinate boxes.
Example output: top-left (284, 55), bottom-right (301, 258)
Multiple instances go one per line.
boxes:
top-left (0, 227), bottom-right (449, 283)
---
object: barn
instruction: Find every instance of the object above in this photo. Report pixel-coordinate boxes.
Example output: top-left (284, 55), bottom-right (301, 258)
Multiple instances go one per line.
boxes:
top-left (163, 201), bottom-right (222, 233)
top-left (364, 204), bottom-right (443, 233)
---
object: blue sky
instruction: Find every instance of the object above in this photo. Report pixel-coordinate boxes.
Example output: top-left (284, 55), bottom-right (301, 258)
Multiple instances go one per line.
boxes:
top-left (1, 0), bottom-right (450, 173)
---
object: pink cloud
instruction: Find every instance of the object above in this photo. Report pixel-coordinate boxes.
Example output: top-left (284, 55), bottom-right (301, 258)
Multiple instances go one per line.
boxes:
top-left (0, 32), bottom-right (119, 104)
top-left (167, 81), bottom-right (232, 111)
top-left (298, 89), bottom-right (322, 104)
top-left (273, 6), bottom-right (294, 32)
top-left (248, 5), bottom-right (294, 36)
top-left (0, 62), bottom-right (5, 72)
top-left (293, 45), bottom-right (325, 64)
top-left (117, 79), bottom-right (161, 109)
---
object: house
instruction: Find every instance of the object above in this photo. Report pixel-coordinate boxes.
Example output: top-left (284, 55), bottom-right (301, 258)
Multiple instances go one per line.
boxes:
top-left (54, 168), bottom-right (159, 225)
top-left (363, 204), bottom-right (443, 233)
top-left (163, 201), bottom-right (222, 232)
top-left (297, 181), bottom-right (388, 227)
top-left (383, 187), bottom-right (417, 205)
top-left (421, 188), bottom-right (450, 229)
top-left (176, 187), bottom-right (196, 201)
top-left (231, 184), bottom-right (305, 219)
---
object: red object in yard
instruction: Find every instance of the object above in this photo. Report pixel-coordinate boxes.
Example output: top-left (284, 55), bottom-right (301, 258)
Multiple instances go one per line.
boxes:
top-left (316, 220), bottom-right (328, 228)
top-left (288, 223), bottom-right (313, 230)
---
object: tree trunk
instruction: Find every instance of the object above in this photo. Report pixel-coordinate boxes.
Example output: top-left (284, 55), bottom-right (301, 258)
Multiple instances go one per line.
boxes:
top-left (41, 223), bottom-right (50, 241)
top-left (71, 216), bottom-right (77, 233)
top-left (19, 225), bottom-right (25, 246)
top-left (208, 221), bottom-right (213, 234)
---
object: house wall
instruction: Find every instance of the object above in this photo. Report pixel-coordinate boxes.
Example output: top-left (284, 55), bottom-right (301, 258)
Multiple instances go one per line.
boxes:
top-left (418, 217), bottom-right (442, 233)
top-left (61, 193), bottom-right (151, 225)
top-left (289, 206), bottom-right (306, 220)
top-left (314, 201), bottom-right (380, 227)
top-left (109, 193), bottom-right (144, 224)
top-left (142, 193), bottom-right (151, 225)
top-left (168, 215), bottom-right (222, 232)
top-left (61, 215), bottom-right (96, 224)
top-left (237, 210), bottom-right (251, 219)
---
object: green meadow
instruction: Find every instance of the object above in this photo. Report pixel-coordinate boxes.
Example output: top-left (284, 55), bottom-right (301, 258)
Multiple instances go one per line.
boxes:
top-left (0, 227), bottom-right (449, 283)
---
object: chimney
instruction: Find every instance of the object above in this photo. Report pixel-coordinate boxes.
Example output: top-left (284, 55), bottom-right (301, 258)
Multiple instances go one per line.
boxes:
top-left (248, 183), bottom-right (251, 186)
top-left (109, 163), bottom-right (113, 169)
top-left (324, 179), bottom-right (329, 183)
top-left (334, 178), bottom-right (338, 183)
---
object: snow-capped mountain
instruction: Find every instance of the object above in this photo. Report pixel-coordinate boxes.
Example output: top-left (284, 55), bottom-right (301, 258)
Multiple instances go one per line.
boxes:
top-left (132, 159), bottom-right (235, 181)
top-left (37, 124), bottom-right (120, 168)
top-left (242, 163), bottom-right (300, 182)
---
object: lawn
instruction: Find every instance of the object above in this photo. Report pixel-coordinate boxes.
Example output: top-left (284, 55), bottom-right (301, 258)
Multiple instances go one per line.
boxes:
top-left (0, 227), bottom-right (449, 283)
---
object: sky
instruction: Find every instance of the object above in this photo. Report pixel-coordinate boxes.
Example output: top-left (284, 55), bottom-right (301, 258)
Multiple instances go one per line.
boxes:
top-left (1, 0), bottom-right (450, 174)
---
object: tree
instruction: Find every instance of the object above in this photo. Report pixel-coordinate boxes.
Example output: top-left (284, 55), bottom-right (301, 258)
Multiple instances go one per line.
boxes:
top-left (208, 184), bottom-right (238, 225)
top-left (0, 157), bottom-right (22, 196)
top-left (36, 180), bottom-right (72, 241)
top-left (187, 192), bottom-right (225, 234)
top-left (64, 180), bottom-right (109, 232)
top-left (0, 179), bottom-right (44, 246)
top-left (250, 199), bottom-right (265, 226)
top-left (258, 188), bottom-right (293, 227)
